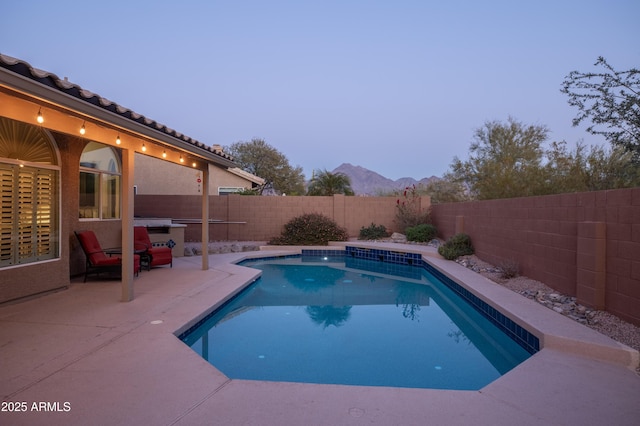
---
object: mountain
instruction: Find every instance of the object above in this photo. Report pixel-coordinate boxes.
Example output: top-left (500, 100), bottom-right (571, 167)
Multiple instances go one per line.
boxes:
top-left (331, 163), bottom-right (438, 195)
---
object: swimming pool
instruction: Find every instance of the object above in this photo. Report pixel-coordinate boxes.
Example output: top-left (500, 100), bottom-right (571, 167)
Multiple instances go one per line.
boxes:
top-left (180, 251), bottom-right (536, 390)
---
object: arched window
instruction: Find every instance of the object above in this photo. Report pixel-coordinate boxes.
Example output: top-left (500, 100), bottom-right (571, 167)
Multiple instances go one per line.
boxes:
top-left (0, 117), bottom-right (60, 267)
top-left (79, 142), bottom-right (121, 219)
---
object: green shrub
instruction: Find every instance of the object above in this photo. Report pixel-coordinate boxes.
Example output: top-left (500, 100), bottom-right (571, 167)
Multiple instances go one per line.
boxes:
top-left (405, 224), bottom-right (437, 242)
top-left (358, 223), bottom-right (388, 240)
top-left (438, 233), bottom-right (474, 260)
top-left (268, 213), bottom-right (349, 245)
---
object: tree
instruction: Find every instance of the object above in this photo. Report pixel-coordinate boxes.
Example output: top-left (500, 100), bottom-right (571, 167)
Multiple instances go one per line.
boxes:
top-left (422, 175), bottom-right (471, 204)
top-left (449, 117), bottom-right (548, 199)
top-left (561, 57), bottom-right (640, 160)
top-left (544, 141), bottom-right (640, 193)
top-left (225, 138), bottom-right (306, 195)
top-left (306, 169), bottom-right (354, 196)
top-left (580, 144), bottom-right (640, 190)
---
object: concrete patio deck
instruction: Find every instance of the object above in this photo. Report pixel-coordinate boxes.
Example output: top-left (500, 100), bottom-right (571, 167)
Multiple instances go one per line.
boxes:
top-left (1, 244), bottom-right (639, 426)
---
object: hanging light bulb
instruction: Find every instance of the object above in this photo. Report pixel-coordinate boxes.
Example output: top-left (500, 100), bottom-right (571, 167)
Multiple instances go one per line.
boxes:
top-left (116, 135), bottom-right (121, 145)
top-left (179, 154), bottom-right (184, 163)
top-left (192, 162), bottom-right (196, 168)
top-left (141, 143), bottom-right (147, 152)
top-left (162, 150), bottom-right (167, 158)
top-left (37, 108), bottom-right (44, 124)
top-left (80, 122), bottom-right (86, 135)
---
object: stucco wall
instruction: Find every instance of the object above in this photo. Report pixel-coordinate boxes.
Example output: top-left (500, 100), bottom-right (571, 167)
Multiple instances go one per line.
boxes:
top-left (431, 188), bottom-right (640, 325)
top-left (134, 154), bottom-right (253, 195)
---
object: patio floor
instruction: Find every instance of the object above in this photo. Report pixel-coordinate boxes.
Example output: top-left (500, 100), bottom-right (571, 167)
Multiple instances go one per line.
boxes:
top-left (1, 244), bottom-right (639, 425)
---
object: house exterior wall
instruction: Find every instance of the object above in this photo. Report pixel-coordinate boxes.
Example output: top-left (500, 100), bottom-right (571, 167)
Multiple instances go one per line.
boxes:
top-left (134, 155), bottom-right (254, 195)
top-left (431, 188), bottom-right (640, 325)
top-left (1, 131), bottom-right (125, 303)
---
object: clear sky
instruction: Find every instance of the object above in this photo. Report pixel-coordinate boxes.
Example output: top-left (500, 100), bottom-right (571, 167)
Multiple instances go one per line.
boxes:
top-left (2, 0), bottom-right (639, 180)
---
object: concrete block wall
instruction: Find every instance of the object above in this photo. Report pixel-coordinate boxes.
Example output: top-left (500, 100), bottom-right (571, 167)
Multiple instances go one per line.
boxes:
top-left (135, 195), bottom-right (403, 242)
top-left (431, 188), bottom-right (640, 325)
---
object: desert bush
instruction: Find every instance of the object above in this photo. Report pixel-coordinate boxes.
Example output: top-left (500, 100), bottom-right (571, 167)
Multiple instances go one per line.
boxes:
top-left (359, 223), bottom-right (389, 240)
top-left (498, 258), bottom-right (520, 279)
top-left (405, 224), bottom-right (437, 242)
top-left (395, 185), bottom-right (431, 231)
top-left (438, 233), bottom-right (474, 260)
top-left (268, 213), bottom-right (349, 245)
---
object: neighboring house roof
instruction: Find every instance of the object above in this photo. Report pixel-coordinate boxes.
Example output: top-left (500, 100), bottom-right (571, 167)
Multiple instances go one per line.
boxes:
top-left (227, 167), bottom-right (266, 185)
top-left (0, 53), bottom-right (234, 166)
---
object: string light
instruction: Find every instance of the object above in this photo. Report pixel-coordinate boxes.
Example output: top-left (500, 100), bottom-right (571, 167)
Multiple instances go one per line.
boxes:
top-left (192, 162), bottom-right (196, 168)
top-left (141, 143), bottom-right (146, 152)
top-left (80, 121), bottom-right (86, 135)
top-left (179, 154), bottom-right (184, 163)
top-left (116, 135), bottom-right (121, 145)
top-left (37, 108), bottom-right (44, 124)
top-left (162, 150), bottom-right (167, 158)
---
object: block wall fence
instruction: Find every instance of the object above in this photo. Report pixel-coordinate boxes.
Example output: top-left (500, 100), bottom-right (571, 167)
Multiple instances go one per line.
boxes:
top-left (135, 189), bottom-right (640, 325)
top-left (431, 188), bottom-right (640, 326)
top-left (134, 194), bottom-right (416, 242)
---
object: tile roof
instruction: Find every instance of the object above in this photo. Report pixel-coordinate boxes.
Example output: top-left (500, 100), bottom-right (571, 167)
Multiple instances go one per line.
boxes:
top-left (0, 54), bottom-right (233, 163)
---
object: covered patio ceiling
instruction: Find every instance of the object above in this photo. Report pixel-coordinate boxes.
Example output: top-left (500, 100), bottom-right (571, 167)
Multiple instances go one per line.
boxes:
top-left (0, 54), bottom-right (235, 169)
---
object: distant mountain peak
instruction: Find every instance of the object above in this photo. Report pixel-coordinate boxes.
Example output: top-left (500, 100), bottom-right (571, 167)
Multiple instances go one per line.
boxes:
top-left (331, 163), bottom-right (438, 195)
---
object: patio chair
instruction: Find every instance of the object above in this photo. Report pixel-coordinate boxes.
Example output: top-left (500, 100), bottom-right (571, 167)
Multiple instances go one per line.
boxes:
top-left (134, 226), bottom-right (173, 270)
top-left (75, 230), bottom-right (140, 282)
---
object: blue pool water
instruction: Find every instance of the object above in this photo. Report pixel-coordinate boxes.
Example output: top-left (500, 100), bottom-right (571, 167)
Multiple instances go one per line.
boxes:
top-left (180, 255), bottom-right (533, 390)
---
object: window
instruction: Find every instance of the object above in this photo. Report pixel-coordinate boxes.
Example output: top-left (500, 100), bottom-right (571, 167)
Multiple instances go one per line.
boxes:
top-left (79, 142), bottom-right (121, 219)
top-left (218, 187), bottom-right (245, 195)
top-left (0, 117), bottom-right (60, 267)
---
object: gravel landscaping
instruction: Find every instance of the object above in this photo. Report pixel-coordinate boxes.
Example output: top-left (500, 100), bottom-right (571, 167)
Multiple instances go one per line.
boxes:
top-left (456, 255), bottom-right (640, 355)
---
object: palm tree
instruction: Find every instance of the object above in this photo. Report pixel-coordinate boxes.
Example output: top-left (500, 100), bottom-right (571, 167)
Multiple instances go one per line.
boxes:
top-left (307, 169), bottom-right (355, 196)
top-left (306, 305), bottom-right (352, 328)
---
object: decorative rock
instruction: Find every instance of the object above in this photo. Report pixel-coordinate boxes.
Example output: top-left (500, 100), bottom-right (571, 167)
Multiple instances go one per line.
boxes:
top-left (391, 232), bottom-right (407, 243)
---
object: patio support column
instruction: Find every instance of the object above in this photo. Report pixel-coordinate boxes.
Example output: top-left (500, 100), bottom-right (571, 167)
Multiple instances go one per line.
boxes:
top-left (201, 165), bottom-right (210, 270)
top-left (121, 148), bottom-right (135, 302)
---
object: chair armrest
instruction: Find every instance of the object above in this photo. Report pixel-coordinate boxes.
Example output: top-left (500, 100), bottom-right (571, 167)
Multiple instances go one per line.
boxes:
top-left (134, 242), bottom-right (149, 251)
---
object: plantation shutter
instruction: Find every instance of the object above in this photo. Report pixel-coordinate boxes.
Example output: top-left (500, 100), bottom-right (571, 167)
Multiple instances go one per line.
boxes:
top-left (0, 164), bottom-right (57, 267)
top-left (36, 171), bottom-right (55, 258)
top-left (0, 165), bottom-right (15, 266)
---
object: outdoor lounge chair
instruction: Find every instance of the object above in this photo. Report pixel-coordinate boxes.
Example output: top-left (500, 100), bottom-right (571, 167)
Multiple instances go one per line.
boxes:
top-left (75, 230), bottom-right (140, 282)
top-left (134, 226), bottom-right (173, 270)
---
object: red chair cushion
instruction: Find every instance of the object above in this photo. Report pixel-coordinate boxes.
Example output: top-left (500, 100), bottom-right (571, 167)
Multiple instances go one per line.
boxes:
top-left (134, 226), bottom-right (172, 267)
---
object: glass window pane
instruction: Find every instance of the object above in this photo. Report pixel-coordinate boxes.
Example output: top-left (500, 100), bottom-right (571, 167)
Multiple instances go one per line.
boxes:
top-left (80, 142), bottom-right (120, 172)
top-left (79, 171), bottom-right (99, 218)
top-left (101, 174), bottom-right (120, 219)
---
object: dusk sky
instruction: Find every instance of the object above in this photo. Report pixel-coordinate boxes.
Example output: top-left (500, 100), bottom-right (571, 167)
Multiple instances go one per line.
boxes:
top-left (3, 1), bottom-right (638, 180)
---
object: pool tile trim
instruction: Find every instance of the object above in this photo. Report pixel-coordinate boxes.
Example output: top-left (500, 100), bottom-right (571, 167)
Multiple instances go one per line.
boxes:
top-left (344, 246), bottom-right (540, 354)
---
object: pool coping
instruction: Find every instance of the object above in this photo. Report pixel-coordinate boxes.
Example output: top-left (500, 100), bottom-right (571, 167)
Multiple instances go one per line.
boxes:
top-left (1, 242), bottom-right (639, 425)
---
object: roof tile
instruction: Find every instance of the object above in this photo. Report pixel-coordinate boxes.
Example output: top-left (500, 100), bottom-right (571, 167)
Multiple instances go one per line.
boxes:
top-left (0, 53), bottom-right (233, 162)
